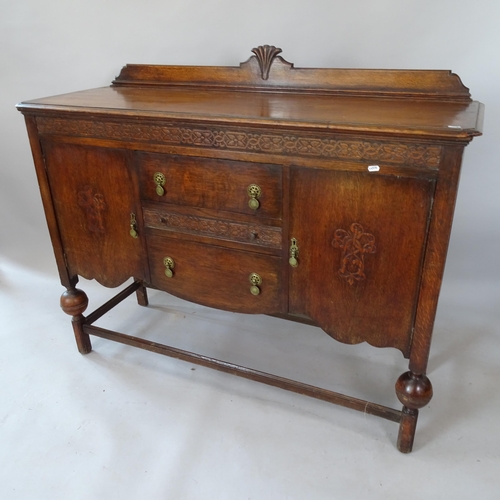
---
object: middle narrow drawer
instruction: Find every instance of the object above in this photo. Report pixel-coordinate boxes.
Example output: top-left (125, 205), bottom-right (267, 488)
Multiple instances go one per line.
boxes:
top-left (143, 204), bottom-right (282, 251)
top-left (138, 153), bottom-right (282, 219)
top-left (147, 235), bottom-right (285, 314)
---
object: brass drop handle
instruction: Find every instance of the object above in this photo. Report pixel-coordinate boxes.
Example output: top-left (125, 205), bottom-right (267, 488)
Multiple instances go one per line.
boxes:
top-left (249, 272), bottom-right (262, 295)
top-left (247, 184), bottom-right (262, 210)
top-left (289, 238), bottom-right (299, 267)
top-left (154, 172), bottom-right (167, 196)
top-left (129, 213), bottom-right (139, 239)
top-left (163, 256), bottom-right (175, 278)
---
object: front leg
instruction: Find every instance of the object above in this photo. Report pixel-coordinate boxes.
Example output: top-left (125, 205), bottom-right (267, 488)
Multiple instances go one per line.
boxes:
top-left (135, 281), bottom-right (149, 307)
top-left (60, 288), bottom-right (92, 354)
top-left (395, 371), bottom-right (433, 453)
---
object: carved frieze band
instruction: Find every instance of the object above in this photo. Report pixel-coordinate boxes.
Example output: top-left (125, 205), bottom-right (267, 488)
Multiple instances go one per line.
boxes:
top-left (143, 208), bottom-right (282, 249)
top-left (38, 118), bottom-right (442, 167)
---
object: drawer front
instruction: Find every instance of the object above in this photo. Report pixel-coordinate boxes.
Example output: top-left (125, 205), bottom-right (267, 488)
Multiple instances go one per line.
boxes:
top-left (139, 153), bottom-right (282, 219)
top-left (143, 205), bottom-right (282, 250)
top-left (147, 235), bottom-right (284, 314)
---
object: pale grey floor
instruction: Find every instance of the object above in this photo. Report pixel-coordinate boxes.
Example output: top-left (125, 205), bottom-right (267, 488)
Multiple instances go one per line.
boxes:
top-left (1, 253), bottom-right (499, 500)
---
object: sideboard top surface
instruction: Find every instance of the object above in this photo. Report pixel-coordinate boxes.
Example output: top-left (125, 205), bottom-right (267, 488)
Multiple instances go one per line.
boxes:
top-left (17, 46), bottom-right (484, 141)
top-left (18, 86), bottom-right (483, 140)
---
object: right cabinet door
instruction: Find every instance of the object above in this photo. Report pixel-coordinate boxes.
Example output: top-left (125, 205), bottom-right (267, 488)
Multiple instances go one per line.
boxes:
top-left (288, 166), bottom-right (435, 354)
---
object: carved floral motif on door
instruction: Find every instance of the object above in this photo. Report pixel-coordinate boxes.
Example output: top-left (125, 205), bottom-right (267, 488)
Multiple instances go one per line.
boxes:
top-left (77, 186), bottom-right (106, 234)
top-left (332, 223), bottom-right (376, 285)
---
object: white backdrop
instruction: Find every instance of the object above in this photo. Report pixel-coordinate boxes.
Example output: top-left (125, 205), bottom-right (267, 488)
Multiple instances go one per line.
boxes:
top-left (1, 1), bottom-right (500, 498)
top-left (1, 0), bottom-right (499, 285)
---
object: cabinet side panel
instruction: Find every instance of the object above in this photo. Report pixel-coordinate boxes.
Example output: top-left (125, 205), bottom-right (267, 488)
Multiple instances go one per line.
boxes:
top-left (24, 117), bottom-right (76, 288)
top-left (409, 146), bottom-right (465, 373)
top-left (289, 167), bottom-right (435, 354)
top-left (42, 141), bottom-right (146, 287)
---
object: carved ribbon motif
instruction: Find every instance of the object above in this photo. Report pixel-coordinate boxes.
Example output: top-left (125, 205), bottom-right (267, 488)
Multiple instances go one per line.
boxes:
top-left (332, 223), bottom-right (376, 285)
top-left (77, 186), bottom-right (106, 233)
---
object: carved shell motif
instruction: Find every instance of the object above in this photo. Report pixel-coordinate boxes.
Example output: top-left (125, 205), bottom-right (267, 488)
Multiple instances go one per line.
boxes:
top-left (251, 45), bottom-right (283, 80)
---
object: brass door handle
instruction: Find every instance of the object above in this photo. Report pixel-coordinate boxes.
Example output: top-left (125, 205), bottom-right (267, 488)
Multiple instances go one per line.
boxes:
top-left (163, 256), bottom-right (175, 278)
top-left (249, 272), bottom-right (262, 295)
top-left (247, 184), bottom-right (262, 210)
top-left (154, 172), bottom-right (167, 196)
top-left (289, 238), bottom-right (299, 267)
top-left (129, 213), bottom-right (139, 239)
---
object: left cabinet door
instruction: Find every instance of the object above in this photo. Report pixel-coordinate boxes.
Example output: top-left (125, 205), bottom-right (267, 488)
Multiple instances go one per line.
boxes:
top-left (42, 142), bottom-right (147, 287)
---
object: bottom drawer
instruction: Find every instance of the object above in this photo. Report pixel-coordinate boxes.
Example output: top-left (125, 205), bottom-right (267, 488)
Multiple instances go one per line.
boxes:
top-left (147, 235), bottom-right (284, 314)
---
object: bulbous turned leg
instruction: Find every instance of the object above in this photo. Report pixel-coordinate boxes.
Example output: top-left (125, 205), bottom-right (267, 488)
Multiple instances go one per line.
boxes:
top-left (395, 371), bottom-right (433, 453)
top-left (60, 288), bottom-right (91, 354)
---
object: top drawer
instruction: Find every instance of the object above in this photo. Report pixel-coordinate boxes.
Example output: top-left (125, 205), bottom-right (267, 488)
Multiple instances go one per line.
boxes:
top-left (138, 153), bottom-right (282, 219)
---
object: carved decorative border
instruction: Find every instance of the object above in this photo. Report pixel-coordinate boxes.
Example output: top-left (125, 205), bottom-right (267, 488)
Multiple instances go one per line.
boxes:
top-left (143, 208), bottom-right (282, 249)
top-left (38, 117), bottom-right (442, 167)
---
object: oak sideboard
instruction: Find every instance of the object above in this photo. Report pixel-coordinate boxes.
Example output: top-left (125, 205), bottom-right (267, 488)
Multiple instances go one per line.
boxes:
top-left (17, 46), bottom-right (484, 452)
